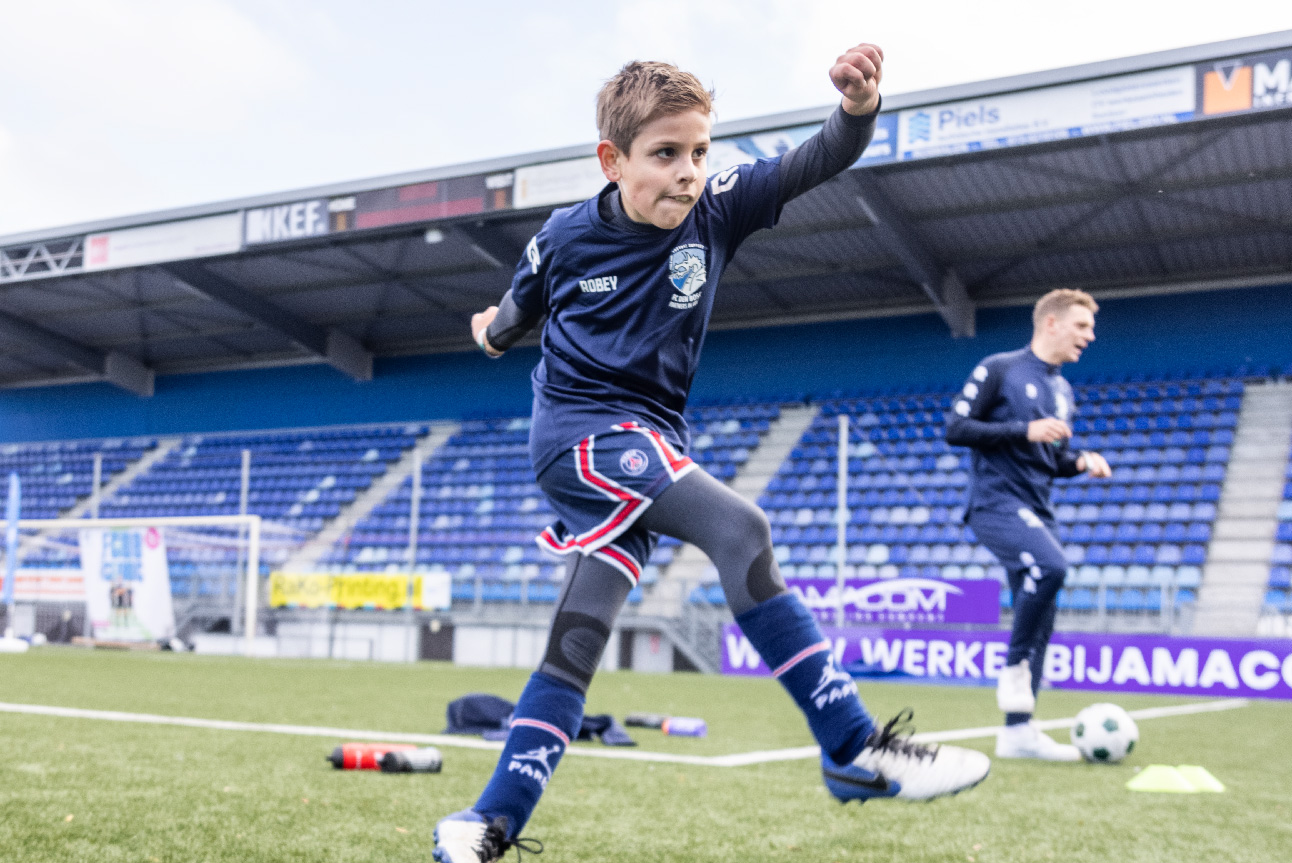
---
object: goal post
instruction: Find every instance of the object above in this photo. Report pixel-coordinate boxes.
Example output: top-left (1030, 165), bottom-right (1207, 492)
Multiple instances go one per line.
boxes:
top-left (0, 515), bottom-right (263, 656)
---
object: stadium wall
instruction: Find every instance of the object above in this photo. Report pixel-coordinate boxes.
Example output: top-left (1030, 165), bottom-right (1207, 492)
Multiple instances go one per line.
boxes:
top-left (1, 284), bottom-right (1286, 443)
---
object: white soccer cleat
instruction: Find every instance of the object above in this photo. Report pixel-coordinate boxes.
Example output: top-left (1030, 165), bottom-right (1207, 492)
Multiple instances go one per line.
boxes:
top-left (822, 709), bottom-right (991, 802)
top-left (996, 660), bottom-right (1036, 713)
top-left (433, 810), bottom-right (529, 863)
top-left (995, 721), bottom-right (1081, 762)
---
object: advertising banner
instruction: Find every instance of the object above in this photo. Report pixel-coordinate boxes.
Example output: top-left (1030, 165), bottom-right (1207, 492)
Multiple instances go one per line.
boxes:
top-left (786, 576), bottom-right (999, 624)
top-left (1196, 48), bottom-right (1292, 116)
top-left (896, 65), bottom-right (1195, 159)
top-left (721, 625), bottom-right (1292, 700)
top-left (270, 571), bottom-right (450, 610)
top-left (244, 199), bottom-right (329, 245)
top-left (0, 568), bottom-right (85, 602)
top-left (83, 213), bottom-right (242, 271)
top-left (80, 528), bottom-right (174, 641)
top-left (513, 157), bottom-right (606, 210)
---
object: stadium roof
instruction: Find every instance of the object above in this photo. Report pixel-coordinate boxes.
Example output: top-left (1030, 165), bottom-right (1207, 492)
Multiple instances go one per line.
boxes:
top-left (3, 31), bottom-right (1292, 396)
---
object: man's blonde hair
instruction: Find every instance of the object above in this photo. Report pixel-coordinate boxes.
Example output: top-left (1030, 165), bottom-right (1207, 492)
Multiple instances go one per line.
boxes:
top-left (596, 61), bottom-right (714, 154)
top-left (1033, 288), bottom-right (1099, 329)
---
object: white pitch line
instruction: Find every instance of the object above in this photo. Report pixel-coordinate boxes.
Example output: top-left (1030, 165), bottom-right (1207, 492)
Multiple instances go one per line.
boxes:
top-left (0, 697), bottom-right (1250, 769)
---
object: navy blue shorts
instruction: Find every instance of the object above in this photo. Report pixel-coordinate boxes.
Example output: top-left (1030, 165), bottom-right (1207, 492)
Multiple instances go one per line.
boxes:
top-left (535, 421), bottom-right (697, 585)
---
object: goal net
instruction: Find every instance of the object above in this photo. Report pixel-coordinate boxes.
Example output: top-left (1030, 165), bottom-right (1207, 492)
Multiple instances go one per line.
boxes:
top-left (0, 515), bottom-right (290, 651)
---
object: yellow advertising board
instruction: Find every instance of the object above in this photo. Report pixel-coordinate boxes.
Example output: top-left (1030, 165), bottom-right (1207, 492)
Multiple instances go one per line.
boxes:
top-left (270, 572), bottom-right (435, 610)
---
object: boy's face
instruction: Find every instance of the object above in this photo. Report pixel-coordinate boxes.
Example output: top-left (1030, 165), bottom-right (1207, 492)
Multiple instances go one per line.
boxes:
top-left (598, 109), bottom-right (711, 230)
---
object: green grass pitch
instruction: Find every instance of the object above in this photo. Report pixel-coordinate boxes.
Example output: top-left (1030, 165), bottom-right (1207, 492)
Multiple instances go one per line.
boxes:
top-left (1, 648), bottom-right (1289, 862)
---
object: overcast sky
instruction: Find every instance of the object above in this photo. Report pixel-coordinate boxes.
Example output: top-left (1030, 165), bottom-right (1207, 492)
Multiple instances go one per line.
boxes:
top-left (2, 1), bottom-right (1290, 238)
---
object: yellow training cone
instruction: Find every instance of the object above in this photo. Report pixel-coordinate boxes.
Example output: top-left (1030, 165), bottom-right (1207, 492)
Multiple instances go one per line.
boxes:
top-left (1175, 765), bottom-right (1225, 793)
top-left (1126, 765), bottom-right (1225, 793)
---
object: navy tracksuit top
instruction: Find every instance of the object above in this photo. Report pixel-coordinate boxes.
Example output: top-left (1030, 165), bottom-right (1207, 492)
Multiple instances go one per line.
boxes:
top-left (945, 347), bottom-right (1085, 518)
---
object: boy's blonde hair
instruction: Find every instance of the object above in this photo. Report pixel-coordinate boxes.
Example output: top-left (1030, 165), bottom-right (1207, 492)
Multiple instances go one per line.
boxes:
top-left (1033, 288), bottom-right (1099, 329)
top-left (596, 61), bottom-right (714, 154)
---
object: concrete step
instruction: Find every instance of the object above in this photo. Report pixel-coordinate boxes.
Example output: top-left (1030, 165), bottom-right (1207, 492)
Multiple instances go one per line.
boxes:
top-left (1225, 460), bottom-right (1286, 479)
top-left (1230, 442), bottom-right (1291, 460)
top-left (1212, 519), bottom-right (1276, 541)
top-left (1206, 539), bottom-right (1275, 562)
top-left (1201, 561), bottom-right (1276, 586)
top-left (1220, 497), bottom-right (1287, 518)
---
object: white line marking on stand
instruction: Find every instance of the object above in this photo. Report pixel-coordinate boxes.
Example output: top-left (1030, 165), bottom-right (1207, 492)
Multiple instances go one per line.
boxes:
top-left (0, 697), bottom-right (1250, 768)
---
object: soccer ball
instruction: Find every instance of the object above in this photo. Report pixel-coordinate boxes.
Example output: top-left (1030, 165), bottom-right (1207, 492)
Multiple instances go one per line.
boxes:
top-left (1070, 703), bottom-right (1139, 763)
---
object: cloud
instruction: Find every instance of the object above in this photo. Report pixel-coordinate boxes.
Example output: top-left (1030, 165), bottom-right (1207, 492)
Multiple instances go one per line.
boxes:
top-left (0, 0), bottom-right (306, 134)
top-left (0, 0), bottom-right (308, 235)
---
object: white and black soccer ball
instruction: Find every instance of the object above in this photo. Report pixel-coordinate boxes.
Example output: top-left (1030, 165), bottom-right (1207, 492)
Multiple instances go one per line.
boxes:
top-left (1070, 703), bottom-right (1139, 763)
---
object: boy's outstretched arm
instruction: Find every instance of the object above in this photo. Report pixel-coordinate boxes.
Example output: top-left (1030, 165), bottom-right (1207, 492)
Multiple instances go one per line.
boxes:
top-left (472, 290), bottom-right (542, 357)
top-left (776, 43), bottom-right (884, 206)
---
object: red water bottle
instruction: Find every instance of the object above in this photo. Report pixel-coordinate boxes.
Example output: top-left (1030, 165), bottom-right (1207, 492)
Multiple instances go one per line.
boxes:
top-left (327, 742), bottom-right (417, 770)
top-left (380, 747), bottom-right (444, 773)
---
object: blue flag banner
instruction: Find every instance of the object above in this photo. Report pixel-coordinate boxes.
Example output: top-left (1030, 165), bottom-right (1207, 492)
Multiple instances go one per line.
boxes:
top-left (2, 472), bottom-right (19, 609)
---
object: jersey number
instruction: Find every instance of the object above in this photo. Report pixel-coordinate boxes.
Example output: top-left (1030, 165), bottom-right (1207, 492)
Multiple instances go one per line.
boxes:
top-left (525, 236), bottom-right (542, 274)
top-left (710, 166), bottom-right (740, 196)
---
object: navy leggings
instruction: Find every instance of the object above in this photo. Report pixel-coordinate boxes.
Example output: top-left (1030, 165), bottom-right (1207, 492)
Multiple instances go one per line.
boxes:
top-left (967, 507), bottom-right (1068, 697)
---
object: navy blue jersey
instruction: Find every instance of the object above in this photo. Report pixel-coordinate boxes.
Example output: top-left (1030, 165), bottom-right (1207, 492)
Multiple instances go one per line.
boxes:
top-left (945, 347), bottom-right (1084, 517)
top-left (512, 159), bottom-right (782, 474)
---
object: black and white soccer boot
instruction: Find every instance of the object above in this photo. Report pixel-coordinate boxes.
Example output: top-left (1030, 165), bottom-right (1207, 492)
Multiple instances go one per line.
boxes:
top-left (433, 809), bottom-right (543, 862)
top-left (822, 709), bottom-right (991, 802)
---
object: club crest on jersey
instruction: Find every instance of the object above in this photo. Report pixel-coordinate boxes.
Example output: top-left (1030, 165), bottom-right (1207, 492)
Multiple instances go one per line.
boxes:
top-left (619, 448), bottom-right (649, 476)
top-left (668, 244), bottom-right (707, 310)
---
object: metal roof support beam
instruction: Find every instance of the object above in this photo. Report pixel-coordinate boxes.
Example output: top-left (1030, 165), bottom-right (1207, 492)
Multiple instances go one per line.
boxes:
top-left (163, 262), bottom-right (373, 381)
top-left (0, 310), bottom-right (154, 396)
top-left (851, 171), bottom-right (975, 337)
top-left (455, 221), bottom-right (527, 270)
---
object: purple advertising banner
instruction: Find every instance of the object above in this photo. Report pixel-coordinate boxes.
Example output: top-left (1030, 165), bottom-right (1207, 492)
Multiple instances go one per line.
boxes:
top-left (721, 625), bottom-right (1292, 701)
top-left (785, 577), bottom-right (1000, 625)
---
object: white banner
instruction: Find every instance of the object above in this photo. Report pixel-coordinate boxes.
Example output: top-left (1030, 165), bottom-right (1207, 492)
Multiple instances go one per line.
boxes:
top-left (897, 65), bottom-right (1196, 159)
top-left (513, 157), bottom-right (606, 209)
top-left (421, 570), bottom-right (450, 611)
top-left (84, 213), bottom-right (242, 271)
top-left (80, 527), bottom-right (174, 641)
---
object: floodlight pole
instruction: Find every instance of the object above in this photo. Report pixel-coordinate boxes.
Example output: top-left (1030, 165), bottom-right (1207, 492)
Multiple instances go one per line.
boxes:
top-left (836, 414), bottom-right (849, 628)
top-left (232, 449), bottom-right (250, 636)
top-left (87, 457), bottom-right (100, 640)
top-left (243, 515), bottom-right (261, 658)
top-left (405, 446), bottom-right (423, 663)
top-left (91, 453), bottom-right (102, 519)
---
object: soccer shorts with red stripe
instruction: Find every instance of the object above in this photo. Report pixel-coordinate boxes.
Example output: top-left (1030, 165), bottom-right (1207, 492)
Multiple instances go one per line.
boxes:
top-left (534, 422), bottom-right (697, 585)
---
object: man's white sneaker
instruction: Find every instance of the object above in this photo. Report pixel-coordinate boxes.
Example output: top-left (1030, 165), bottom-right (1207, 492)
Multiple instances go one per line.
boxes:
top-left (995, 721), bottom-right (1081, 761)
top-left (996, 660), bottom-right (1036, 713)
top-left (822, 709), bottom-right (991, 802)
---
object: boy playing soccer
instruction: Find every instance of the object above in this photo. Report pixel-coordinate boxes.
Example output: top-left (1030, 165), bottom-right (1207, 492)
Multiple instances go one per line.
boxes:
top-left (945, 289), bottom-right (1113, 761)
top-left (434, 45), bottom-right (991, 862)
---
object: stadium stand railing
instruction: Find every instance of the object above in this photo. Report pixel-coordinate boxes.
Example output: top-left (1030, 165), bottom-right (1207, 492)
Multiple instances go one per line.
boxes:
top-left (1265, 432), bottom-right (1292, 620)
